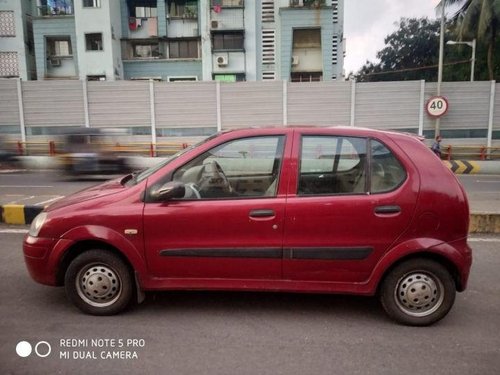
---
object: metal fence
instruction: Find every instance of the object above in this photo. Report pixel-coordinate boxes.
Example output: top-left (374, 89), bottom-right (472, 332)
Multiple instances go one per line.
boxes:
top-left (1, 79), bottom-right (499, 147)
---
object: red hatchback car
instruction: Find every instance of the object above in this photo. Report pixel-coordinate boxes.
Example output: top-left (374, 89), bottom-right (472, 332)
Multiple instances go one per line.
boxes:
top-left (23, 127), bottom-right (472, 325)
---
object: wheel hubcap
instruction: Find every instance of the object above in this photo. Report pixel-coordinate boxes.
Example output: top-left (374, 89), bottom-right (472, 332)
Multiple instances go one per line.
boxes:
top-left (395, 271), bottom-right (444, 317)
top-left (76, 264), bottom-right (121, 307)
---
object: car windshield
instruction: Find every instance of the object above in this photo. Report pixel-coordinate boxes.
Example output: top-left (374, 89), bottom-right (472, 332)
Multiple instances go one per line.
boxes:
top-left (124, 133), bottom-right (221, 186)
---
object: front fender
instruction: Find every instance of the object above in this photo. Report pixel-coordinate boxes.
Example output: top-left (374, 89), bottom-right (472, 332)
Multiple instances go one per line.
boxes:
top-left (365, 237), bottom-right (469, 294)
top-left (50, 225), bottom-right (148, 280)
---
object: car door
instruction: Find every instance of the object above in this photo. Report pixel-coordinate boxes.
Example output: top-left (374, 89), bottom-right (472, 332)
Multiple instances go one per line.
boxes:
top-left (143, 134), bottom-right (289, 280)
top-left (283, 131), bottom-right (419, 283)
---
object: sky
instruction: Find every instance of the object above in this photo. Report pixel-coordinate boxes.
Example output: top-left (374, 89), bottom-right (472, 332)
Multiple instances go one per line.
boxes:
top-left (344, 0), bottom-right (443, 74)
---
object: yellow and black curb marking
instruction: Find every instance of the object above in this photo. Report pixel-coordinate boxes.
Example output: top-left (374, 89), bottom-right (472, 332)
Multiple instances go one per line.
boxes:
top-left (443, 160), bottom-right (480, 174)
top-left (1, 205), bottom-right (44, 225)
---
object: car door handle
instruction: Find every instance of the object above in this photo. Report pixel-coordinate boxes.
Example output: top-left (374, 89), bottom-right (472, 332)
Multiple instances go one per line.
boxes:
top-left (249, 209), bottom-right (276, 218)
top-left (374, 205), bottom-right (401, 214)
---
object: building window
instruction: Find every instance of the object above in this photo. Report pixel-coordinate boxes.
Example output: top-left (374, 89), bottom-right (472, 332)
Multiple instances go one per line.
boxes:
top-left (167, 76), bottom-right (198, 82)
top-left (135, 6), bottom-right (157, 17)
top-left (87, 75), bottom-right (106, 81)
top-left (85, 33), bottom-right (103, 51)
top-left (83, 0), bottom-right (101, 7)
top-left (167, 0), bottom-right (198, 18)
top-left (0, 11), bottom-right (15, 37)
top-left (47, 37), bottom-right (72, 56)
top-left (169, 40), bottom-right (199, 58)
top-left (37, 0), bottom-right (74, 16)
top-left (213, 74), bottom-right (245, 82)
top-left (0, 52), bottom-right (19, 77)
top-left (290, 72), bottom-right (322, 82)
top-left (212, 0), bottom-right (244, 7)
top-left (212, 32), bottom-right (244, 51)
top-left (134, 43), bottom-right (160, 58)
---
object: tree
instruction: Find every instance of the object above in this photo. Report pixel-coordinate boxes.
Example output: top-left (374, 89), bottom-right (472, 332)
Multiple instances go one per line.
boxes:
top-left (354, 17), bottom-right (500, 82)
top-left (355, 18), bottom-right (470, 82)
top-left (441, 0), bottom-right (500, 80)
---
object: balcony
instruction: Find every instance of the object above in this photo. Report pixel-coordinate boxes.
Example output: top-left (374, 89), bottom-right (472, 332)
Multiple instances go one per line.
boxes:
top-left (165, 1), bottom-right (198, 38)
top-left (212, 0), bottom-right (244, 7)
top-left (167, 19), bottom-right (199, 38)
top-left (289, 0), bottom-right (325, 7)
top-left (128, 17), bottom-right (159, 39)
top-left (46, 56), bottom-right (77, 78)
top-left (36, 1), bottom-right (74, 17)
top-left (210, 8), bottom-right (244, 30)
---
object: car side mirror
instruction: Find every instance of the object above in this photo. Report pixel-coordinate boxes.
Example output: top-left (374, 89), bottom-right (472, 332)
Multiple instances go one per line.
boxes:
top-left (150, 181), bottom-right (185, 201)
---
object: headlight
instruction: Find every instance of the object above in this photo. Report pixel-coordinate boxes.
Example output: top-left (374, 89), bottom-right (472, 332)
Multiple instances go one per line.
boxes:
top-left (29, 212), bottom-right (48, 237)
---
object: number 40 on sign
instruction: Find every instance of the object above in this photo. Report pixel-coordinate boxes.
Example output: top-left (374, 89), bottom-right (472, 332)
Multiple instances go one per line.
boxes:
top-left (426, 96), bottom-right (449, 118)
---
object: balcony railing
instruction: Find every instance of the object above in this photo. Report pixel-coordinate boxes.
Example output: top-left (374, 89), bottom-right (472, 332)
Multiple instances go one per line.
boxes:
top-left (212, 0), bottom-right (244, 8)
top-left (37, 5), bottom-right (74, 16)
top-left (289, 0), bottom-right (325, 7)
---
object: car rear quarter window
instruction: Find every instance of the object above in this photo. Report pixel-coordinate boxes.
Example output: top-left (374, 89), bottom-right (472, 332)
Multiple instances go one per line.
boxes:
top-left (370, 140), bottom-right (406, 193)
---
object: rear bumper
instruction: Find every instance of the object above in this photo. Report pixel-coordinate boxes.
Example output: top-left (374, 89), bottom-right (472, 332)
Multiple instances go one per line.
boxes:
top-left (457, 240), bottom-right (473, 292)
top-left (432, 237), bottom-right (472, 292)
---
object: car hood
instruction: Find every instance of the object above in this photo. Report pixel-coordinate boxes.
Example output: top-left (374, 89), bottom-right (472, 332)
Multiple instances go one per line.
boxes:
top-left (45, 177), bottom-right (126, 212)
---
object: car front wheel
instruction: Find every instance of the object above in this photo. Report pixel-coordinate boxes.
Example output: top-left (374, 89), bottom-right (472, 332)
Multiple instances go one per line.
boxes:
top-left (380, 258), bottom-right (456, 326)
top-left (65, 250), bottom-right (134, 315)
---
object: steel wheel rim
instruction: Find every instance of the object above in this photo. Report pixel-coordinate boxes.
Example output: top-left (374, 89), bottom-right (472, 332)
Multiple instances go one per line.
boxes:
top-left (76, 263), bottom-right (122, 307)
top-left (394, 271), bottom-right (444, 318)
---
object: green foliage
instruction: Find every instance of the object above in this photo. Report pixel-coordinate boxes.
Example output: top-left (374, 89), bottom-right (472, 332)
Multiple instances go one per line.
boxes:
top-left (443, 0), bottom-right (500, 79)
top-left (355, 17), bottom-right (500, 82)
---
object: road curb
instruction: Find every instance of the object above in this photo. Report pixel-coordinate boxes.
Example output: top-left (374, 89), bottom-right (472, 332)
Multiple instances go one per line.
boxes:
top-left (443, 160), bottom-right (500, 175)
top-left (1, 204), bottom-right (499, 234)
top-left (1, 205), bottom-right (44, 225)
top-left (469, 213), bottom-right (500, 234)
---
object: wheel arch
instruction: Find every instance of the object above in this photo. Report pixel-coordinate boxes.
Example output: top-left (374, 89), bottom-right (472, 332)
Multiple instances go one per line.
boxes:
top-left (375, 251), bottom-right (462, 296)
top-left (56, 240), bottom-right (134, 287)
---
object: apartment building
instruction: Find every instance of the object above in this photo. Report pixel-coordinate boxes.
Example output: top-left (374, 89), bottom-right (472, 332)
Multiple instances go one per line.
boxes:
top-left (4, 0), bottom-right (344, 81)
top-left (0, 0), bottom-right (36, 80)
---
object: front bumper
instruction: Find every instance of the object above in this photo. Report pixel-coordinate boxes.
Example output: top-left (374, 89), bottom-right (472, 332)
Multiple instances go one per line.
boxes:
top-left (23, 235), bottom-right (73, 286)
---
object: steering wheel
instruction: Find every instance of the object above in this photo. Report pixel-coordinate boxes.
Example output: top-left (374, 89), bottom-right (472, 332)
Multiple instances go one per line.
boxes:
top-left (200, 160), bottom-right (233, 195)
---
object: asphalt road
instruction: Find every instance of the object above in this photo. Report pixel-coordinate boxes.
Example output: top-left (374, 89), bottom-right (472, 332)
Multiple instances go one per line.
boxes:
top-left (1, 229), bottom-right (499, 375)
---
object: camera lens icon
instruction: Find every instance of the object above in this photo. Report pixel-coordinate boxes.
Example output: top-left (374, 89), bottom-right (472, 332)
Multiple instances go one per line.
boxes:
top-left (16, 341), bottom-right (51, 358)
top-left (16, 341), bottom-right (32, 358)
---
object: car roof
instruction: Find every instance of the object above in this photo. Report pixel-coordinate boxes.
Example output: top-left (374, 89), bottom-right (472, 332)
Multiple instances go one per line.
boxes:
top-left (219, 126), bottom-right (423, 141)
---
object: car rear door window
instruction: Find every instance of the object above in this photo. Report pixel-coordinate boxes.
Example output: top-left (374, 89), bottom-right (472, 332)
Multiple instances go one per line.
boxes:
top-left (299, 136), bottom-right (367, 195)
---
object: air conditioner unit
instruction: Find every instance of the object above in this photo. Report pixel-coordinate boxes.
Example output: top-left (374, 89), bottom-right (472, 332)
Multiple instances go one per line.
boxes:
top-left (211, 20), bottom-right (219, 29)
top-left (216, 54), bottom-right (228, 66)
top-left (291, 56), bottom-right (299, 66)
top-left (49, 58), bottom-right (61, 67)
top-left (290, 0), bottom-right (304, 7)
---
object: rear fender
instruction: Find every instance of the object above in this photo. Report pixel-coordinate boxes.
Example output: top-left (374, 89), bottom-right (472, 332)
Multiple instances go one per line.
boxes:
top-left (367, 238), bottom-right (466, 294)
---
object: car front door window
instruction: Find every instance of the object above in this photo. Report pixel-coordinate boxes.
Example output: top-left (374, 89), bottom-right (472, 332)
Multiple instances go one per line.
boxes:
top-left (172, 136), bottom-right (285, 199)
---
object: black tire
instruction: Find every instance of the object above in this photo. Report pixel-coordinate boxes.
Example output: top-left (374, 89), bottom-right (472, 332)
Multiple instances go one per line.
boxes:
top-left (379, 258), bottom-right (456, 326)
top-left (64, 250), bottom-right (134, 315)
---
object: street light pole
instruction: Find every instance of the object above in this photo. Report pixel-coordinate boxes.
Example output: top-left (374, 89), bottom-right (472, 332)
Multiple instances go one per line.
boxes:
top-left (446, 38), bottom-right (477, 81)
top-left (436, 2), bottom-right (446, 138)
top-left (470, 38), bottom-right (476, 82)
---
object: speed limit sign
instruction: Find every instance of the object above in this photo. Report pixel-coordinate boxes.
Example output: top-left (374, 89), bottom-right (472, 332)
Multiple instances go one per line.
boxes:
top-left (426, 96), bottom-right (449, 118)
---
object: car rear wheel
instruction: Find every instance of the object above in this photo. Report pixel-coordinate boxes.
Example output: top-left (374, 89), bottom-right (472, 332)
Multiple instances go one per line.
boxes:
top-left (65, 250), bottom-right (133, 315)
top-left (380, 258), bottom-right (456, 326)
